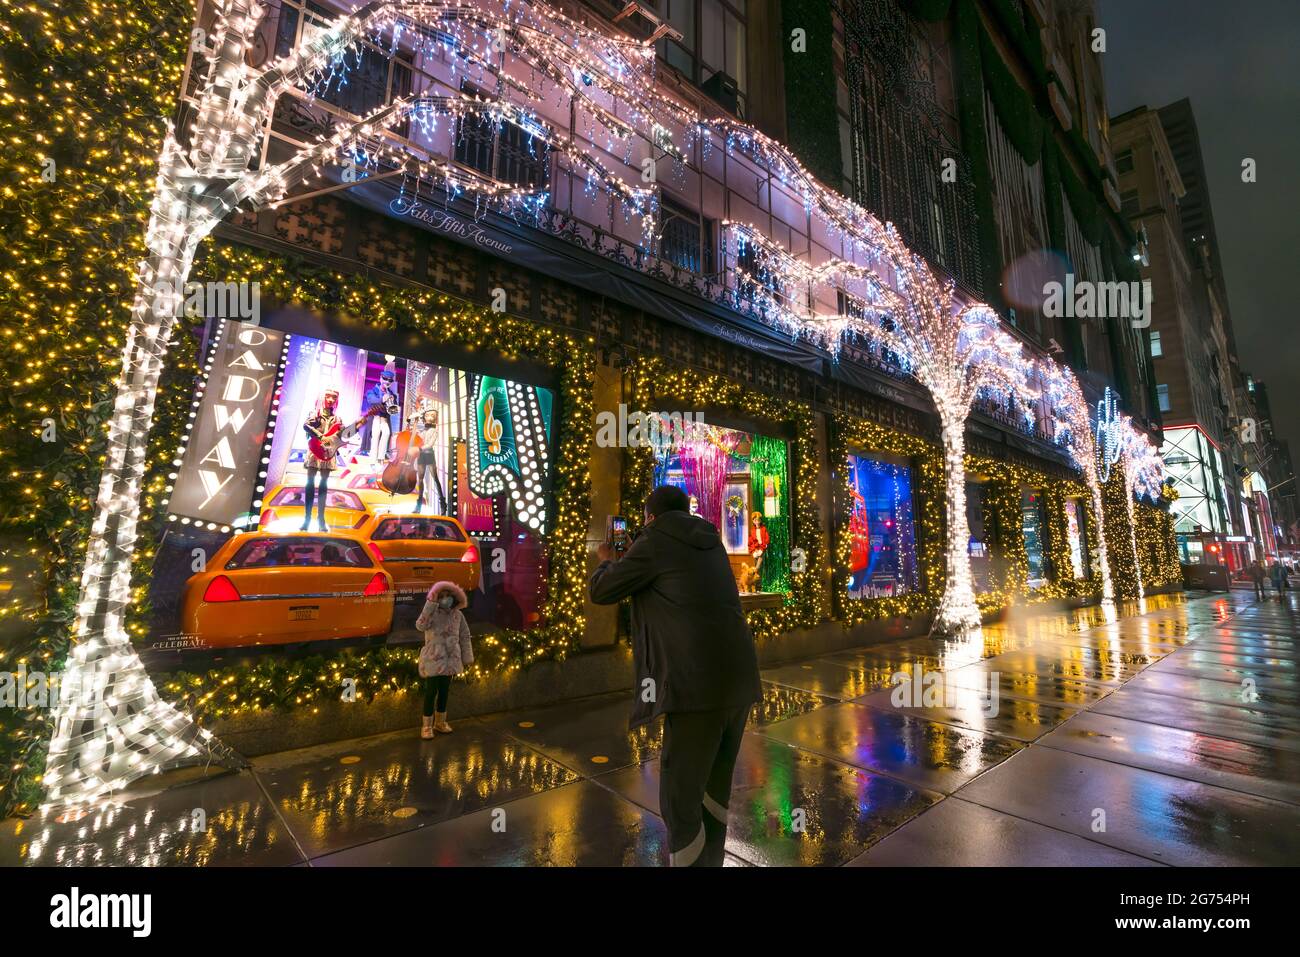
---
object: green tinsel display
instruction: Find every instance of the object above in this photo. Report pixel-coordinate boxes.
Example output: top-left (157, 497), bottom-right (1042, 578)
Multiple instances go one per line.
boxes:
top-left (749, 434), bottom-right (791, 593)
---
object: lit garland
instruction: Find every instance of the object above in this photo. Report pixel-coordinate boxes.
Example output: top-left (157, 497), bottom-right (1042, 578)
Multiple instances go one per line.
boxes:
top-left (1038, 359), bottom-right (1116, 611)
top-left (1115, 415), bottom-right (1167, 600)
top-left (620, 357), bottom-right (828, 641)
top-left (0, 0), bottom-right (197, 818)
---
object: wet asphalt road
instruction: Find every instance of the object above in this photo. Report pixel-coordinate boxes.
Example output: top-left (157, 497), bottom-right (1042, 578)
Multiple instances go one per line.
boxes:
top-left (4, 591), bottom-right (1298, 866)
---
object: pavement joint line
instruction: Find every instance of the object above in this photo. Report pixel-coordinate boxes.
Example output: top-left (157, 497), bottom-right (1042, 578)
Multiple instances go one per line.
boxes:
top-left (248, 766), bottom-right (313, 867)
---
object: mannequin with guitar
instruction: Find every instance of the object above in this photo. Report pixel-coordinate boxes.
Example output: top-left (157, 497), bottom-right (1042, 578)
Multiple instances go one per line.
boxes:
top-left (301, 388), bottom-right (386, 531)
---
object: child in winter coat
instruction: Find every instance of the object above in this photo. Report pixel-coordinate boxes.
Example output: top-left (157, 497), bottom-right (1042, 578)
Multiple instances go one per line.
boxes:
top-left (414, 581), bottom-right (474, 738)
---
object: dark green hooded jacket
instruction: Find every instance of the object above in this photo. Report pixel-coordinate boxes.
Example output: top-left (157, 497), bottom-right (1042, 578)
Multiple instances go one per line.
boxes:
top-left (589, 510), bottom-right (762, 727)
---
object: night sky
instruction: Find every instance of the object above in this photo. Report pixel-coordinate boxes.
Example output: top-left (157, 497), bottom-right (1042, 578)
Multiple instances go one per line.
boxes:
top-left (1098, 0), bottom-right (1300, 462)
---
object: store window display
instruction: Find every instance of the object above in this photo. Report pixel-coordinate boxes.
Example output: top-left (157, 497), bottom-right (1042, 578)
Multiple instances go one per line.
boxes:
top-left (1021, 488), bottom-right (1051, 589)
top-left (844, 453), bottom-right (919, 599)
top-left (651, 420), bottom-right (791, 595)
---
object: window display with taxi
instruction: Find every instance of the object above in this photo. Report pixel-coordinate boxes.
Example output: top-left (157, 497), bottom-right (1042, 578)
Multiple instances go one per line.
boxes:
top-left (144, 315), bottom-right (553, 661)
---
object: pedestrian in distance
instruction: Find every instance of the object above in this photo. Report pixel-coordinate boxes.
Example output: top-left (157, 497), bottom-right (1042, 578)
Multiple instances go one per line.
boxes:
top-left (415, 581), bottom-right (474, 738)
top-left (1270, 560), bottom-right (1289, 600)
top-left (1248, 559), bottom-right (1268, 601)
top-left (589, 485), bottom-right (762, 867)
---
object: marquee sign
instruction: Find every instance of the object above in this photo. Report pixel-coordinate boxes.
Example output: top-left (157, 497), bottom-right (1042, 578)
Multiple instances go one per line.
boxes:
top-left (467, 374), bottom-right (552, 533)
top-left (167, 320), bottom-right (285, 529)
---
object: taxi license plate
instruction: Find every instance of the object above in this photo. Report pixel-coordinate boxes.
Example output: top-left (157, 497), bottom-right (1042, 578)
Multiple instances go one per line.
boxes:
top-left (414, 566), bottom-right (434, 576)
top-left (289, 605), bottom-right (320, 621)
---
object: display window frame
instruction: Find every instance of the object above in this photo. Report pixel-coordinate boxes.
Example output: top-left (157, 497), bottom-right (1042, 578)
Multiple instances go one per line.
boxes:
top-left (622, 356), bottom-right (827, 640)
top-left (147, 303), bottom-right (564, 667)
top-left (841, 448), bottom-right (923, 603)
top-left (646, 410), bottom-right (797, 601)
top-left (828, 414), bottom-right (942, 625)
top-left (964, 473), bottom-right (1000, 597)
top-left (1063, 495), bottom-right (1092, 581)
top-left (127, 241), bottom-right (597, 723)
top-left (1019, 485), bottom-right (1053, 591)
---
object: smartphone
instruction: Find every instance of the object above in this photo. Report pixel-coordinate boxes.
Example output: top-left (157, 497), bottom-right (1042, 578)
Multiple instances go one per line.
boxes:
top-left (606, 514), bottom-right (630, 555)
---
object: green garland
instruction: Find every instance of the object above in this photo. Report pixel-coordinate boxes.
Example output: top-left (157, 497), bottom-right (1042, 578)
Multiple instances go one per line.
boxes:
top-left (0, 0), bottom-right (193, 818)
top-left (749, 434), bottom-right (791, 593)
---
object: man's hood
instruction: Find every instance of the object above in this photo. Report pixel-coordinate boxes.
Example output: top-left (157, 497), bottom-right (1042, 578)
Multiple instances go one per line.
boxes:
top-left (647, 509), bottom-right (723, 550)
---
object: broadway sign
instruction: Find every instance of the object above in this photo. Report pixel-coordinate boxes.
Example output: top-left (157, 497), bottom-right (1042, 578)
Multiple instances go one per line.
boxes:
top-left (168, 321), bottom-right (285, 526)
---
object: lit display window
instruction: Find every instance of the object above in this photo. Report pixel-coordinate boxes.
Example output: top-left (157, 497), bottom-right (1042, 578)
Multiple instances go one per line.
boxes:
top-left (1064, 498), bottom-right (1090, 579)
top-left (1021, 488), bottom-right (1051, 589)
top-left (844, 454), bottom-right (919, 599)
top-left (148, 317), bottom-right (556, 660)
top-left (652, 420), bottom-right (791, 595)
top-left (966, 480), bottom-right (996, 593)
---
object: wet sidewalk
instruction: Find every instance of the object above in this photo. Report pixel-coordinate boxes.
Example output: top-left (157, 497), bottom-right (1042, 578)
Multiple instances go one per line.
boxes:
top-left (5, 591), bottom-right (1298, 866)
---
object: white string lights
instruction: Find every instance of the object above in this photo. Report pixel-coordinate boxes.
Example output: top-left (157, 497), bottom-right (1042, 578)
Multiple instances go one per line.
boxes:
top-left (1117, 414), bottom-right (1167, 600)
top-left (729, 221), bottom-right (1038, 635)
top-left (51, 0), bottom-right (1165, 808)
top-left (1038, 360), bottom-right (1116, 614)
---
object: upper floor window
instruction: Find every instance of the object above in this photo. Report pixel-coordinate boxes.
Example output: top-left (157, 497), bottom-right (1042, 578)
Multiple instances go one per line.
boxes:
top-left (274, 1), bottom-right (412, 133)
top-left (1120, 189), bottom-right (1140, 218)
top-left (655, 0), bottom-right (748, 116)
top-left (1115, 149), bottom-right (1134, 174)
top-left (454, 82), bottom-right (550, 189)
top-left (1149, 330), bottom-right (1163, 358)
top-left (658, 194), bottom-right (715, 274)
top-left (1157, 383), bottom-right (1171, 412)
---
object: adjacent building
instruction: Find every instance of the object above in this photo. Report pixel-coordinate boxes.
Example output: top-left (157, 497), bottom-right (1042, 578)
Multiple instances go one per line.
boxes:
top-left (1112, 97), bottom-right (1298, 569)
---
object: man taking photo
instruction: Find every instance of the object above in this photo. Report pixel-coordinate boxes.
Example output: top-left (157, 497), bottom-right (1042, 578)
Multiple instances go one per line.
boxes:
top-left (590, 485), bottom-right (762, 867)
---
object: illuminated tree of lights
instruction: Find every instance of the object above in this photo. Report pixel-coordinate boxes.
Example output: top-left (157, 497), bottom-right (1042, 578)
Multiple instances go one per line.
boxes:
top-left (1038, 361), bottom-right (1116, 612)
top-left (734, 224), bottom-right (1037, 635)
top-left (1117, 416), bottom-right (1167, 600)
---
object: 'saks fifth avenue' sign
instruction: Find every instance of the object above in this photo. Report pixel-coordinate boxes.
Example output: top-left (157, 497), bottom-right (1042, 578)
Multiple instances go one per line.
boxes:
top-left (388, 196), bottom-right (515, 255)
top-left (168, 321), bottom-right (284, 527)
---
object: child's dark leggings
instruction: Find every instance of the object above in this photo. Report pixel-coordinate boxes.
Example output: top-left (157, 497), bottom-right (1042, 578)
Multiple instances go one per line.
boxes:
top-left (422, 675), bottom-right (450, 716)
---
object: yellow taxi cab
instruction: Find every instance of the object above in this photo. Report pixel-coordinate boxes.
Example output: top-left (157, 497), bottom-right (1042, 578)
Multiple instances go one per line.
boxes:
top-left (257, 483), bottom-right (372, 532)
top-left (180, 529), bottom-right (394, 648)
top-left (354, 513), bottom-right (481, 601)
